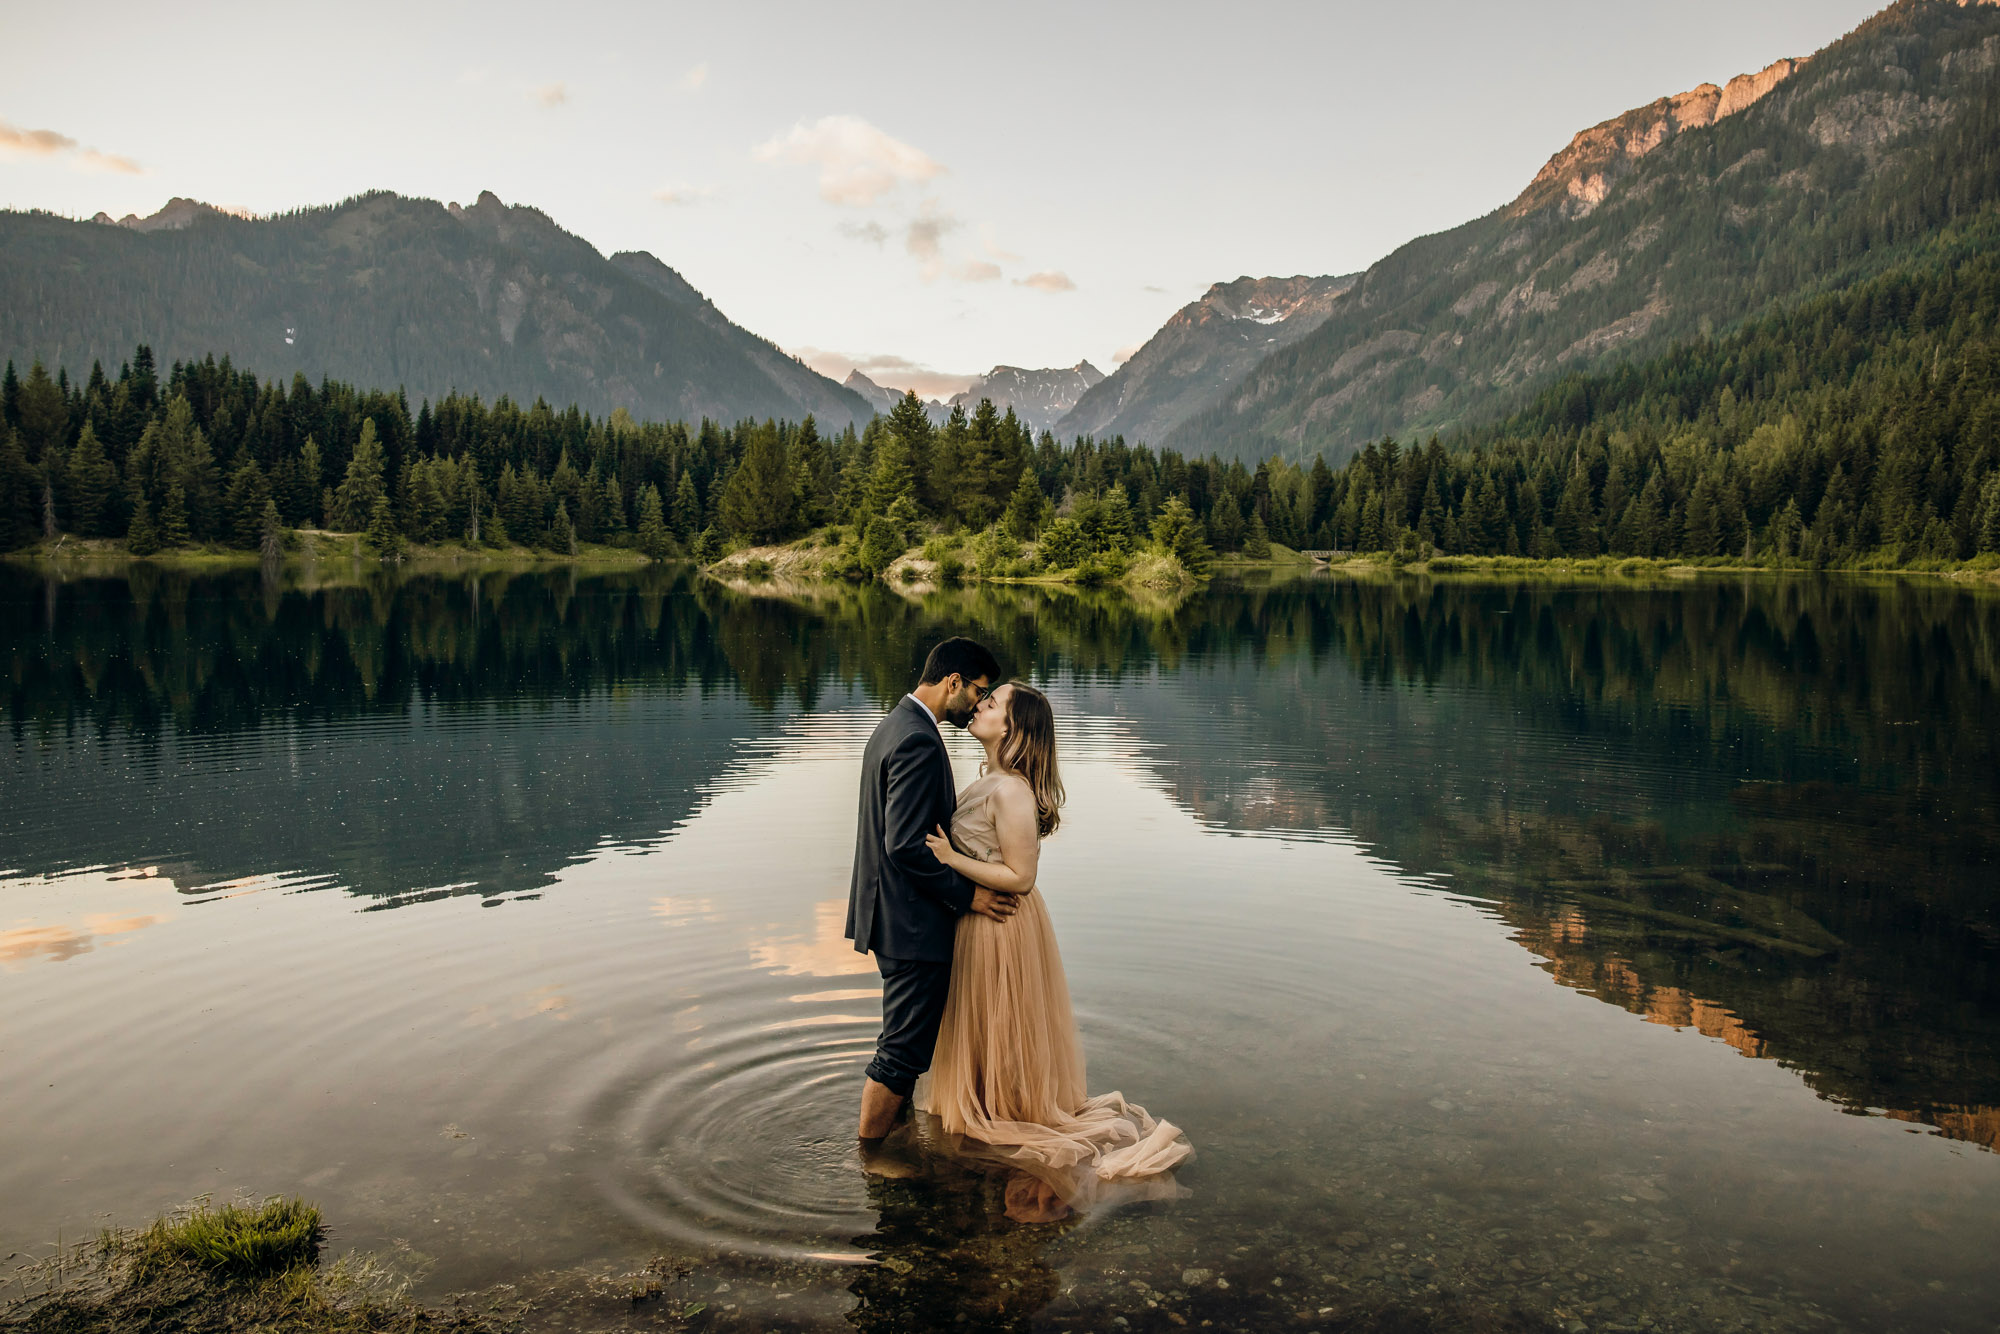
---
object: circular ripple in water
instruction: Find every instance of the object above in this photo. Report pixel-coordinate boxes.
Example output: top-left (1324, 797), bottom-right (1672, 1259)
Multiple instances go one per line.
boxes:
top-left (574, 982), bottom-right (882, 1261)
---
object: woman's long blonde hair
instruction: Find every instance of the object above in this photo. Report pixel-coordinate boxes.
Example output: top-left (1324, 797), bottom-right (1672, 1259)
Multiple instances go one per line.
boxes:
top-left (995, 682), bottom-right (1064, 837)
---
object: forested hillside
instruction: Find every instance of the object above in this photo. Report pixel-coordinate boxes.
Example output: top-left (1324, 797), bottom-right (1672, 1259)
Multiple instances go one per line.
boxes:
top-left (0, 190), bottom-right (871, 430)
top-left (5, 208), bottom-right (1999, 571)
top-left (1167, 0), bottom-right (2000, 466)
top-left (1306, 216), bottom-right (2000, 564)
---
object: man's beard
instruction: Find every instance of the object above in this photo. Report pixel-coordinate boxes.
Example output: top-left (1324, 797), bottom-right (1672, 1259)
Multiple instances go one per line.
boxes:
top-left (941, 690), bottom-right (978, 729)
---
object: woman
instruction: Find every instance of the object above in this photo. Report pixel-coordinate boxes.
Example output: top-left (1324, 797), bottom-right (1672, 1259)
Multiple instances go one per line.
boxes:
top-left (917, 682), bottom-right (1190, 1210)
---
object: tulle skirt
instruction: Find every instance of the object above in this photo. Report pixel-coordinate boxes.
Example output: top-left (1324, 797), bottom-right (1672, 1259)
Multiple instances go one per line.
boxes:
top-left (913, 888), bottom-right (1191, 1205)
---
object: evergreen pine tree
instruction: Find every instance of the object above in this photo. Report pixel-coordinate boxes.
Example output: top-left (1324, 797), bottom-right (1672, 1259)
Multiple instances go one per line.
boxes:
top-left (883, 391), bottom-right (935, 512)
top-left (1979, 474), bottom-right (2000, 554)
top-left (862, 426), bottom-right (915, 521)
top-left (125, 490), bottom-right (160, 556)
top-left (259, 498), bottom-right (284, 561)
top-left (691, 525), bottom-right (721, 564)
top-left (410, 462), bottom-right (445, 542)
top-left (1416, 473), bottom-right (1445, 547)
top-left (1150, 496), bottom-right (1212, 575)
top-left (600, 473), bottom-right (627, 537)
top-left (298, 438), bottom-right (324, 523)
top-left (1357, 494), bottom-right (1385, 552)
top-left (1098, 486), bottom-right (1137, 554)
top-left (670, 471), bottom-right (700, 541)
top-left (160, 481), bottom-right (192, 547)
top-left (720, 420), bottom-right (793, 542)
top-left (1554, 462), bottom-right (1599, 556)
top-left (552, 499), bottom-right (577, 556)
top-left (636, 484), bottom-right (670, 561)
top-left (15, 361), bottom-right (68, 458)
top-left (66, 424), bottom-right (115, 537)
top-left (334, 419), bottom-right (386, 530)
top-left (225, 458), bottom-right (271, 549)
top-left (859, 510), bottom-right (907, 575)
top-left (1242, 512), bottom-right (1272, 559)
top-left (365, 493), bottom-right (404, 560)
top-left (789, 415), bottom-right (834, 528)
top-left (1003, 466), bottom-right (1050, 539)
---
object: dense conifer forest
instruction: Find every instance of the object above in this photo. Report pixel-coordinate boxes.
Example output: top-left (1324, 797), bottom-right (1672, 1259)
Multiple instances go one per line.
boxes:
top-left (3, 213), bottom-right (1998, 572)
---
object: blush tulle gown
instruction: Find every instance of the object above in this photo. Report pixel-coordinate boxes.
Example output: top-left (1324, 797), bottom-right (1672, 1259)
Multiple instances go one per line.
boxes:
top-left (913, 773), bottom-right (1191, 1209)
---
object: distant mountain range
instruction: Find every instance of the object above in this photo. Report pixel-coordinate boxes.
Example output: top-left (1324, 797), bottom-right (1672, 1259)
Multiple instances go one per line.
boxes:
top-left (1057, 275), bottom-right (1356, 445)
top-left (845, 361), bottom-right (1105, 435)
top-left (1, 190), bottom-right (873, 428)
top-left (1091, 0), bottom-right (2000, 464)
top-left (950, 361), bottom-right (1103, 435)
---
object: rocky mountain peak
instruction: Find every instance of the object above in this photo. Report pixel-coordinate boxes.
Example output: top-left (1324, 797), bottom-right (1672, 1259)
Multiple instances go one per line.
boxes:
top-left (1510, 55), bottom-right (1808, 219)
top-left (948, 362), bottom-right (1106, 436)
top-left (91, 198), bottom-right (257, 232)
top-left (1056, 272), bottom-right (1358, 445)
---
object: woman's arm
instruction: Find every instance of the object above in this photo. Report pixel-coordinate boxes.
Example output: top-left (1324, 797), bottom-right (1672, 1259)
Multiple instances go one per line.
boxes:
top-left (923, 779), bottom-right (1041, 895)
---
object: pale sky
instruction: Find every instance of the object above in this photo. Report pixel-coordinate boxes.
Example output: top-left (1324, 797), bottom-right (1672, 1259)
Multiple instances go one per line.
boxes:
top-left (3, 0), bottom-right (1883, 397)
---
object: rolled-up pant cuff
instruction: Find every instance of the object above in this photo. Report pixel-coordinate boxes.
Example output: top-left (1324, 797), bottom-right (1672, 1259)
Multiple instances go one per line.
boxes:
top-left (864, 1057), bottom-right (917, 1099)
top-left (867, 955), bottom-right (952, 1101)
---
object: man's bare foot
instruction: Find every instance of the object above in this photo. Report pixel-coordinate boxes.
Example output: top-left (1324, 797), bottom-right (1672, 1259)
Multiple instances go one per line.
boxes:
top-left (857, 1133), bottom-right (924, 1179)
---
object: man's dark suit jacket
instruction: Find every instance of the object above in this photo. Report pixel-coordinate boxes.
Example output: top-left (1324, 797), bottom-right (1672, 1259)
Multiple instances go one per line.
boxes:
top-left (846, 695), bottom-right (976, 961)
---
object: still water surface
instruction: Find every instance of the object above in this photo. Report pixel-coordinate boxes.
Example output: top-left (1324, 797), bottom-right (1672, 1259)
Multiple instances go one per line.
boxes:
top-left (2, 565), bottom-right (1997, 1331)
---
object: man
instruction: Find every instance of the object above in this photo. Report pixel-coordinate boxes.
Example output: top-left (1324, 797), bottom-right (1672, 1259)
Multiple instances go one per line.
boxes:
top-left (846, 635), bottom-right (1017, 1140)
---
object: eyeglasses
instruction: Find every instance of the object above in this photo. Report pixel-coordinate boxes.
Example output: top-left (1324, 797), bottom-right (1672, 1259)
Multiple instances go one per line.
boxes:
top-left (966, 679), bottom-right (995, 704)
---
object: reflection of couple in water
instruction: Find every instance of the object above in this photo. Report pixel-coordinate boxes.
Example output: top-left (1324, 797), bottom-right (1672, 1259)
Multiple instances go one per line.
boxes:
top-left (845, 637), bottom-right (1191, 1223)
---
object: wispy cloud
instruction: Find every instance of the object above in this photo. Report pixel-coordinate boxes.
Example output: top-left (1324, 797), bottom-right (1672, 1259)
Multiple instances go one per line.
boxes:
top-left (1113, 342), bottom-right (1144, 364)
top-left (839, 219), bottom-right (890, 245)
top-left (0, 122), bottom-right (76, 156)
top-left (753, 114), bottom-right (944, 207)
top-left (533, 81), bottom-right (568, 108)
top-left (789, 347), bottom-right (977, 401)
top-left (681, 62), bottom-right (709, 93)
top-left (905, 202), bottom-right (960, 282)
top-left (1016, 270), bottom-right (1076, 293)
top-left (77, 149), bottom-right (143, 175)
top-left (951, 260), bottom-right (1002, 282)
top-left (979, 224), bottom-right (1021, 263)
top-left (1143, 284), bottom-right (1169, 294)
top-left (0, 119), bottom-right (145, 174)
top-left (653, 183), bottom-right (715, 206)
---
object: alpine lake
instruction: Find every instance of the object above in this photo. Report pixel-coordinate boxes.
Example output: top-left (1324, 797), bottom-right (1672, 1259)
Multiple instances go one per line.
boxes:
top-left (2, 560), bottom-right (1996, 1334)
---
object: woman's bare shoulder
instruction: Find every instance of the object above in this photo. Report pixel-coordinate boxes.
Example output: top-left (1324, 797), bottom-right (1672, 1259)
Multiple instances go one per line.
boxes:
top-left (992, 772), bottom-right (1036, 803)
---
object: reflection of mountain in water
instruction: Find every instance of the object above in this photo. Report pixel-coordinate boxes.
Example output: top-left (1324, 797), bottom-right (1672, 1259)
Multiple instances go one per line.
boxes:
top-left (1063, 576), bottom-right (2000, 1152)
top-left (5, 564), bottom-right (1997, 1149)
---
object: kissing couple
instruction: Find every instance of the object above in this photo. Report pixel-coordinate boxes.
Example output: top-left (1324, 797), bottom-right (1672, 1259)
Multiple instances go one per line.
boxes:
top-left (844, 637), bottom-right (1191, 1217)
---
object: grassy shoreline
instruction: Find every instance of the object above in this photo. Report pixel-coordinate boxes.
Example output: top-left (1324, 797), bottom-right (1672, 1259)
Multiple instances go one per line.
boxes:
top-left (704, 528), bottom-right (1204, 594)
top-left (1311, 550), bottom-right (2000, 584)
top-left (4, 531), bottom-right (651, 572)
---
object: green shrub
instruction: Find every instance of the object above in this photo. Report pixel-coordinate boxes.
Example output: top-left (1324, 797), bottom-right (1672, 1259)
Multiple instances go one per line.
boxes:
top-left (1037, 517), bottom-right (1089, 570)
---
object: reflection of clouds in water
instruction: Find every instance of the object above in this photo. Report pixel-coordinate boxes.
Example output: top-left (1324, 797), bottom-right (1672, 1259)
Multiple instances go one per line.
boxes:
top-left (0, 913), bottom-right (167, 965)
top-left (462, 982), bottom-right (571, 1027)
top-left (0, 868), bottom-right (179, 967)
top-left (652, 895), bottom-right (722, 923)
top-left (749, 900), bottom-right (877, 978)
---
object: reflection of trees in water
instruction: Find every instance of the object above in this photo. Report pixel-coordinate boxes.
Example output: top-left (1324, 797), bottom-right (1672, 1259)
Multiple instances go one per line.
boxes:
top-left (6, 566), bottom-right (1998, 1138)
top-left (1068, 575), bottom-right (2000, 1152)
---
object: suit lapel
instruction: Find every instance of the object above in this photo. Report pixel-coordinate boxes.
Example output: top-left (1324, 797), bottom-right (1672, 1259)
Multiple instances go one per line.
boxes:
top-left (903, 695), bottom-right (956, 806)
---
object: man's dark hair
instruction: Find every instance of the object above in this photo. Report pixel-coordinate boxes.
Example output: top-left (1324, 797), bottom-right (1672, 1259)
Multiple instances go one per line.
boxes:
top-left (919, 637), bottom-right (1001, 686)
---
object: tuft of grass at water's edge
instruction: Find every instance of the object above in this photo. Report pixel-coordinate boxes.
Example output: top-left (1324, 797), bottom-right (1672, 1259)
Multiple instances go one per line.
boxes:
top-left (1, 1197), bottom-right (501, 1334)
